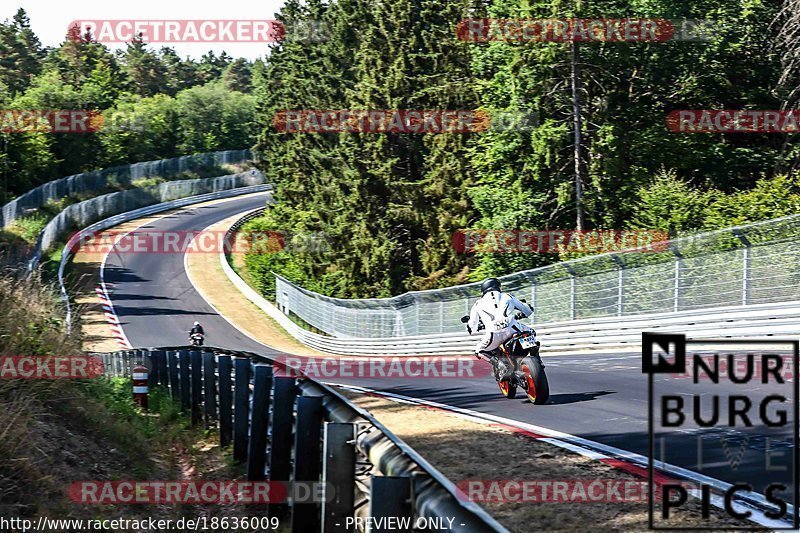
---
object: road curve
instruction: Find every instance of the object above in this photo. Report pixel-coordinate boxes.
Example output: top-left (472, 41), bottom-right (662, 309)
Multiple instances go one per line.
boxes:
top-left (103, 193), bottom-right (793, 503)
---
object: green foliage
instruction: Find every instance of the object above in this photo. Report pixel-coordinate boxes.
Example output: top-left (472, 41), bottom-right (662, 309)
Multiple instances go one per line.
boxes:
top-left (630, 170), bottom-right (714, 234)
top-left (246, 0), bottom-right (799, 298)
top-left (703, 174), bottom-right (800, 228)
top-left (0, 8), bottom-right (42, 96)
top-left (251, 0), bottom-right (479, 297)
top-left (0, 9), bottom-right (258, 202)
top-left (79, 378), bottom-right (187, 439)
top-left (174, 82), bottom-right (257, 153)
top-left (632, 172), bottom-right (800, 234)
top-left (4, 3), bottom-right (799, 299)
top-left (4, 212), bottom-right (47, 243)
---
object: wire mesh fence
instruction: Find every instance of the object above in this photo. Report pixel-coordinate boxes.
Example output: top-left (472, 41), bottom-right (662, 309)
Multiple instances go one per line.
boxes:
top-left (274, 214), bottom-right (800, 338)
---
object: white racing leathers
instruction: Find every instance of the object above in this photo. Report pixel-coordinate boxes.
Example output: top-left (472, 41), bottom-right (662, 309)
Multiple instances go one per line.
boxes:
top-left (467, 290), bottom-right (533, 354)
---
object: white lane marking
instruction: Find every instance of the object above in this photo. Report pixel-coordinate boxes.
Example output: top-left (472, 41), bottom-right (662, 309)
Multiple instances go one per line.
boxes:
top-left (96, 274), bottom-right (131, 350)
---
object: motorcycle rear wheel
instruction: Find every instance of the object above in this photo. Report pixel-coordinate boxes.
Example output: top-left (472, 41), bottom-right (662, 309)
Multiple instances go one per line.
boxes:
top-left (498, 378), bottom-right (517, 399)
top-left (520, 355), bottom-right (549, 404)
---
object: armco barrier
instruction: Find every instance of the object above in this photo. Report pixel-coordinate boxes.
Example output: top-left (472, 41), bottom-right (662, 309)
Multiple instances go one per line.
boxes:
top-left (1, 149), bottom-right (252, 228)
top-left (222, 210), bottom-right (800, 356)
top-left (94, 346), bottom-right (506, 533)
top-left (58, 184), bottom-right (273, 334)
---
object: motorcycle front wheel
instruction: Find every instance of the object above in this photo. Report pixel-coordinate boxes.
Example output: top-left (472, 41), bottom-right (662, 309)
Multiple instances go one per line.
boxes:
top-left (520, 355), bottom-right (549, 404)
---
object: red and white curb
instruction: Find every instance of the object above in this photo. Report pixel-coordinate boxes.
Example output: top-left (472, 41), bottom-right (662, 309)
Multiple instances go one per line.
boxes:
top-left (95, 282), bottom-right (131, 349)
top-left (331, 383), bottom-right (792, 529)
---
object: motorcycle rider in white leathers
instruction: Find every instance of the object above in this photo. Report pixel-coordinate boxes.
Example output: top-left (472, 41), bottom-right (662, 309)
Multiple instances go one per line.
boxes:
top-left (467, 278), bottom-right (534, 355)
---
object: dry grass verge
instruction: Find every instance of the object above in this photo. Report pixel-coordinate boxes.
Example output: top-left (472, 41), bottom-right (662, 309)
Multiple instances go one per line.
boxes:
top-left (339, 390), bottom-right (743, 532)
top-left (0, 267), bottom-right (276, 529)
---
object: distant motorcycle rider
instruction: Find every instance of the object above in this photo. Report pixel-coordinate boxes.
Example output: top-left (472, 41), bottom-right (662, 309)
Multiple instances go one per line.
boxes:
top-left (467, 278), bottom-right (533, 356)
top-left (190, 321), bottom-right (204, 336)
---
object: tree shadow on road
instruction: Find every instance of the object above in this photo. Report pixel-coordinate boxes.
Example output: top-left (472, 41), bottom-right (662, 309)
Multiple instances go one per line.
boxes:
top-left (544, 390), bottom-right (616, 405)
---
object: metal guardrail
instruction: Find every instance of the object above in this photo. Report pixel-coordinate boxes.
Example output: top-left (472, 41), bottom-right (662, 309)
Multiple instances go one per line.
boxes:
top-left (227, 205), bottom-right (268, 233)
top-left (94, 346), bottom-right (505, 533)
top-left (271, 214), bottom-right (800, 339)
top-left (58, 184), bottom-right (273, 334)
top-left (1, 149), bottom-right (253, 228)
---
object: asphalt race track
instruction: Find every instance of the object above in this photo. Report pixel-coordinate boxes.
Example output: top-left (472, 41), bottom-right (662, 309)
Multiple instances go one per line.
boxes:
top-left (103, 193), bottom-right (795, 508)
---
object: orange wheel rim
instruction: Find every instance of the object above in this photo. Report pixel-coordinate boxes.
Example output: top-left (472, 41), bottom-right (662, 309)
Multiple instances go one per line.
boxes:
top-left (521, 364), bottom-right (536, 402)
top-left (499, 380), bottom-right (509, 396)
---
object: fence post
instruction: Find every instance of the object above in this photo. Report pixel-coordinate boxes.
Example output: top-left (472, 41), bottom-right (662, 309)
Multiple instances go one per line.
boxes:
top-left (369, 477), bottom-right (412, 532)
top-left (291, 395), bottom-right (323, 532)
top-left (733, 230), bottom-right (752, 306)
top-left (564, 264), bottom-right (577, 320)
top-left (156, 350), bottom-right (168, 388)
top-left (670, 245), bottom-right (682, 313)
top-left (246, 365), bottom-right (273, 481)
top-left (269, 376), bottom-right (297, 518)
top-left (179, 350), bottom-right (190, 413)
top-left (202, 352), bottom-right (217, 427)
top-left (439, 301), bottom-right (444, 333)
top-left (167, 350), bottom-right (179, 401)
top-left (674, 259), bottom-right (680, 312)
top-left (190, 351), bottom-right (202, 426)
top-left (742, 245), bottom-right (750, 305)
top-left (322, 423), bottom-right (355, 533)
top-left (149, 350), bottom-right (160, 386)
top-left (218, 355), bottom-right (233, 447)
top-left (611, 254), bottom-right (624, 317)
top-left (571, 276), bottom-right (577, 320)
top-left (233, 358), bottom-right (250, 463)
